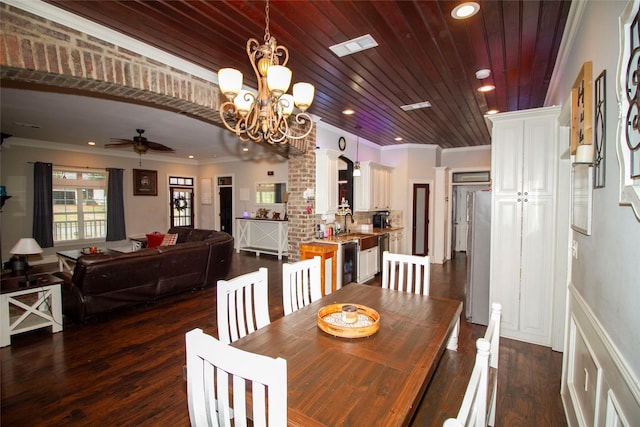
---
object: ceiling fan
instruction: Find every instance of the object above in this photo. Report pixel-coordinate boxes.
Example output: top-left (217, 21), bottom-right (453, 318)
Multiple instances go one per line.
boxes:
top-left (105, 129), bottom-right (175, 155)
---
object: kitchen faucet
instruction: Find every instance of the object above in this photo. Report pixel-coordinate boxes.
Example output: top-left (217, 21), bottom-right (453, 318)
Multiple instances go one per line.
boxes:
top-left (343, 211), bottom-right (354, 233)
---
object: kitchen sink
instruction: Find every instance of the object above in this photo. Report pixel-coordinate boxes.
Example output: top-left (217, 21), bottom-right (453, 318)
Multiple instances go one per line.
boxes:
top-left (358, 234), bottom-right (379, 251)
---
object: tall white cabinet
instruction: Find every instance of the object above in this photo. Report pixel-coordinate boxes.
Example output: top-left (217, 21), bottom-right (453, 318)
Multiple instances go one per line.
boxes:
top-left (488, 106), bottom-right (560, 346)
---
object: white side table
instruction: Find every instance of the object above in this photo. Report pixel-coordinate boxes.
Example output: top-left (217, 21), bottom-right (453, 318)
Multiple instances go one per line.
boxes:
top-left (0, 274), bottom-right (63, 347)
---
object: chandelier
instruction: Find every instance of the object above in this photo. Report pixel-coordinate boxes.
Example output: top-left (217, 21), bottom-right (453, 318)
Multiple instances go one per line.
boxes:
top-left (217, 0), bottom-right (315, 147)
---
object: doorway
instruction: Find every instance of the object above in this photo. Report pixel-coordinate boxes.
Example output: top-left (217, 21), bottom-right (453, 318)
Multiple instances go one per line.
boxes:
top-left (217, 176), bottom-right (233, 234)
top-left (451, 185), bottom-right (490, 252)
top-left (170, 187), bottom-right (194, 228)
top-left (412, 183), bottom-right (430, 256)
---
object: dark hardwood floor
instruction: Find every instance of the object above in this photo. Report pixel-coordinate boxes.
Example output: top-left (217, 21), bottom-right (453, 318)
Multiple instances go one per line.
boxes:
top-left (1, 252), bottom-right (567, 426)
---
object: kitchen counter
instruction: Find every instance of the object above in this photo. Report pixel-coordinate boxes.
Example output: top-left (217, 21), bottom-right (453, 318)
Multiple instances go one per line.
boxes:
top-left (315, 227), bottom-right (403, 244)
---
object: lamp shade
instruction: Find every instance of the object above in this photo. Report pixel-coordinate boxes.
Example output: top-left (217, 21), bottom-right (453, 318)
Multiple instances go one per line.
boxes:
top-left (10, 238), bottom-right (43, 255)
top-left (233, 90), bottom-right (256, 116)
top-left (218, 68), bottom-right (243, 100)
top-left (279, 94), bottom-right (295, 118)
top-left (293, 82), bottom-right (315, 111)
top-left (267, 65), bottom-right (292, 96)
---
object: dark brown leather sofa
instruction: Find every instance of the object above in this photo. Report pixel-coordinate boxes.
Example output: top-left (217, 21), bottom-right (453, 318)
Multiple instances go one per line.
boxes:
top-left (55, 228), bottom-right (233, 323)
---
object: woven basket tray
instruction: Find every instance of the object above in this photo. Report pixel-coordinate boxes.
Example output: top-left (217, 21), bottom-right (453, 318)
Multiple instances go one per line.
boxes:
top-left (317, 303), bottom-right (380, 338)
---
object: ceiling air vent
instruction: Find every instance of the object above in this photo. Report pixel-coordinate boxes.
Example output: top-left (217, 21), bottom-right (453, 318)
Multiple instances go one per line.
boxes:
top-left (329, 34), bottom-right (378, 57)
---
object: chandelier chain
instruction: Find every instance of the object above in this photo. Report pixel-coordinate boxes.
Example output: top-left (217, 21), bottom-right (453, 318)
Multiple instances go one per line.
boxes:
top-left (264, 0), bottom-right (270, 43)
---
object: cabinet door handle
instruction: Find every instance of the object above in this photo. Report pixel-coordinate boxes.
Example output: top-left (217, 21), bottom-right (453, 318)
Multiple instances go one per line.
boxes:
top-left (517, 198), bottom-right (522, 202)
top-left (524, 192), bottom-right (528, 196)
top-left (524, 199), bottom-right (528, 202)
top-left (517, 192), bottom-right (522, 196)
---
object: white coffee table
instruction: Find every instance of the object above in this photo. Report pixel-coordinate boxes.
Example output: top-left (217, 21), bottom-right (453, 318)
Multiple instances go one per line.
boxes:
top-left (0, 273), bottom-right (63, 347)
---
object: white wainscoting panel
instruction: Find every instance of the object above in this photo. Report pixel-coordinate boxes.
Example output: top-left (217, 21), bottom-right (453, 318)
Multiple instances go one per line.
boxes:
top-left (562, 284), bottom-right (640, 426)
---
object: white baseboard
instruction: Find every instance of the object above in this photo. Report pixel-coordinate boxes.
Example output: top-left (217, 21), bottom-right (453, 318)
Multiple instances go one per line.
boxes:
top-left (561, 284), bottom-right (640, 426)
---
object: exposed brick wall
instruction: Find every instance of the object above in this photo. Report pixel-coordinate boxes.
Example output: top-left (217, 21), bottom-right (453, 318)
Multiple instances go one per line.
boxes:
top-left (287, 129), bottom-right (316, 261)
top-left (0, 2), bottom-right (317, 259)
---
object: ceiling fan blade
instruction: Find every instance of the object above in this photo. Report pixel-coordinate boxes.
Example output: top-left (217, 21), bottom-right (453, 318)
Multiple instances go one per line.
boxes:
top-left (146, 141), bottom-right (175, 152)
top-left (105, 141), bottom-right (134, 147)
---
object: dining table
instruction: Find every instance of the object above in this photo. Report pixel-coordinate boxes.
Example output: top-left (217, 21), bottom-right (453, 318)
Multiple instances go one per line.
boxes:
top-left (231, 282), bottom-right (463, 426)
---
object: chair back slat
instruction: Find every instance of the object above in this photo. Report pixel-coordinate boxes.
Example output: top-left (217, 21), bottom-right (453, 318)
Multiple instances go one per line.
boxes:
top-left (186, 328), bottom-right (287, 427)
top-left (444, 302), bottom-right (502, 427)
top-left (381, 251), bottom-right (430, 295)
top-left (282, 256), bottom-right (322, 315)
top-left (217, 268), bottom-right (270, 344)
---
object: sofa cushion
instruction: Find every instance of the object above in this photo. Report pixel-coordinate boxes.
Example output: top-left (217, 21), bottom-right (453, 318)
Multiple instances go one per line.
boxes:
top-left (186, 228), bottom-right (215, 242)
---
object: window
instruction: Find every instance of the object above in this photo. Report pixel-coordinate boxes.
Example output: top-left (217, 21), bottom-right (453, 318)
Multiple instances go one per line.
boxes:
top-left (53, 169), bottom-right (107, 242)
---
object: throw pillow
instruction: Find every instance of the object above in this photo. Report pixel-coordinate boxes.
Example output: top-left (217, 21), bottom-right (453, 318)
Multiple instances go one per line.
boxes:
top-left (160, 233), bottom-right (178, 246)
top-left (146, 232), bottom-right (165, 248)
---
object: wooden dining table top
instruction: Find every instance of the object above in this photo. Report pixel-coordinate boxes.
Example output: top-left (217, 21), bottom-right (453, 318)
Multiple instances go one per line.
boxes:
top-left (232, 283), bottom-right (463, 427)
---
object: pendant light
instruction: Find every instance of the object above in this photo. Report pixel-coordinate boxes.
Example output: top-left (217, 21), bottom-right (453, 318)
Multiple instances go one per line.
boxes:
top-left (353, 126), bottom-right (361, 177)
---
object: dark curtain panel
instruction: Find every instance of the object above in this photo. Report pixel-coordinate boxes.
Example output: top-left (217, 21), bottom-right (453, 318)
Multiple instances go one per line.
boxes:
top-left (106, 168), bottom-right (126, 241)
top-left (33, 162), bottom-right (54, 247)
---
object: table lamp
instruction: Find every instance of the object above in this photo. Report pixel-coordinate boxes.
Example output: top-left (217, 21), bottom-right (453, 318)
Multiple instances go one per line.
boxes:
top-left (9, 237), bottom-right (43, 286)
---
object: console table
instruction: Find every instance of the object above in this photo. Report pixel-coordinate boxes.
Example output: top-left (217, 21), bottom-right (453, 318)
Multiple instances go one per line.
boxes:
top-left (1, 273), bottom-right (63, 347)
top-left (235, 218), bottom-right (288, 260)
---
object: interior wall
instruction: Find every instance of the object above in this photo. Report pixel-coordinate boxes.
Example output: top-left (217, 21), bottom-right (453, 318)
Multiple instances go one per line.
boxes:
top-left (197, 156), bottom-right (288, 227)
top-left (545, 0), bottom-right (640, 379)
top-left (441, 145), bottom-right (491, 168)
top-left (1, 139), bottom-right (198, 261)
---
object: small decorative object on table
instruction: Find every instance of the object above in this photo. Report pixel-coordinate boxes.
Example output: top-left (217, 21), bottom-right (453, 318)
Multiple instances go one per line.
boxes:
top-left (272, 212), bottom-right (281, 220)
top-left (317, 303), bottom-right (380, 338)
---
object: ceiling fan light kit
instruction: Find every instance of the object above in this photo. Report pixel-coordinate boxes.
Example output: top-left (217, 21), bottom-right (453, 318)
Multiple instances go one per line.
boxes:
top-left (105, 129), bottom-right (175, 164)
top-left (217, 0), bottom-right (315, 146)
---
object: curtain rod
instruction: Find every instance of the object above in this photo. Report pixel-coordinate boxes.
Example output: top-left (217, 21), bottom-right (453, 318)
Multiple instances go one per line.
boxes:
top-left (27, 162), bottom-right (117, 171)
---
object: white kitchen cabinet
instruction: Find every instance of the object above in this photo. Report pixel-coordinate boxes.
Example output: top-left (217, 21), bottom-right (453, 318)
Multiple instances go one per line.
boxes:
top-left (488, 106), bottom-right (560, 347)
top-left (357, 246), bottom-right (379, 283)
top-left (354, 162), bottom-right (392, 211)
top-left (315, 149), bottom-right (340, 214)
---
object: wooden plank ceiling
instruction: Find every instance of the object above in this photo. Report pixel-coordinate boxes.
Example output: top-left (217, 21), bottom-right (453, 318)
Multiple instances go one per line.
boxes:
top-left (45, 0), bottom-right (571, 149)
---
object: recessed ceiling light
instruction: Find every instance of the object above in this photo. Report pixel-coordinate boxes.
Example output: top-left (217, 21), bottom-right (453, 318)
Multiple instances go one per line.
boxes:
top-left (475, 69), bottom-right (491, 79)
top-left (342, 109), bottom-right (355, 115)
top-left (477, 84), bottom-right (495, 93)
top-left (451, 2), bottom-right (480, 19)
top-left (87, 141), bottom-right (96, 146)
top-left (486, 109), bottom-right (499, 115)
top-left (400, 101), bottom-right (431, 111)
top-left (188, 155), bottom-right (194, 159)
top-left (394, 137), bottom-right (403, 142)
top-left (329, 34), bottom-right (378, 57)
top-left (242, 147), bottom-right (249, 152)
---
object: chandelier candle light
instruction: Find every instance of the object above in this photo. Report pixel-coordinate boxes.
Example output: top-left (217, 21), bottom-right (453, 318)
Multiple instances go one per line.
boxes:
top-left (218, 0), bottom-right (315, 146)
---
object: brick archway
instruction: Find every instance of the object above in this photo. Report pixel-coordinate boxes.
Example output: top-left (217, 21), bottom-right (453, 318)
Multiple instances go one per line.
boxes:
top-left (1, 3), bottom-right (223, 127)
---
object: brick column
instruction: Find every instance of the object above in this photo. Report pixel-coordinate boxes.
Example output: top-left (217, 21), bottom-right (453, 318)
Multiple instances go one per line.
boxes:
top-left (287, 128), bottom-right (316, 261)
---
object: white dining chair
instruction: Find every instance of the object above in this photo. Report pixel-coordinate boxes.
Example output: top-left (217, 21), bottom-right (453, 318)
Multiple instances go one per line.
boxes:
top-left (443, 302), bottom-right (502, 427)
top-left (185, 328), bottom-right (287, 427)
top-left (282, 256), bottom-right (322, 315)
top-left (216, 267), bottom-right (270, 344)
top-left (381, 250), bottom-right (460, 349)
top-left (381, 251), bottom-right (430, 295)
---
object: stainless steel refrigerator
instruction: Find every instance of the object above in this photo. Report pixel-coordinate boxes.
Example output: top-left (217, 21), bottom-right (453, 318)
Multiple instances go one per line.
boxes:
top-left (465, 189), bottom-right (491, 326)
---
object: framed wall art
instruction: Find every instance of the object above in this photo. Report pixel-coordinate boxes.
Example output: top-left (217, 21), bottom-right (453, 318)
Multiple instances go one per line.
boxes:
top-left (571, 164), bottom-right (593, 235)
top-left (571, 61), bottom-right (593, 155)
top-left (594, 69), bottom-right (606, 188)
top-left (133, 169), bottom-right (158, 196)
top-left (616, 0), bottom-right (640, 219)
